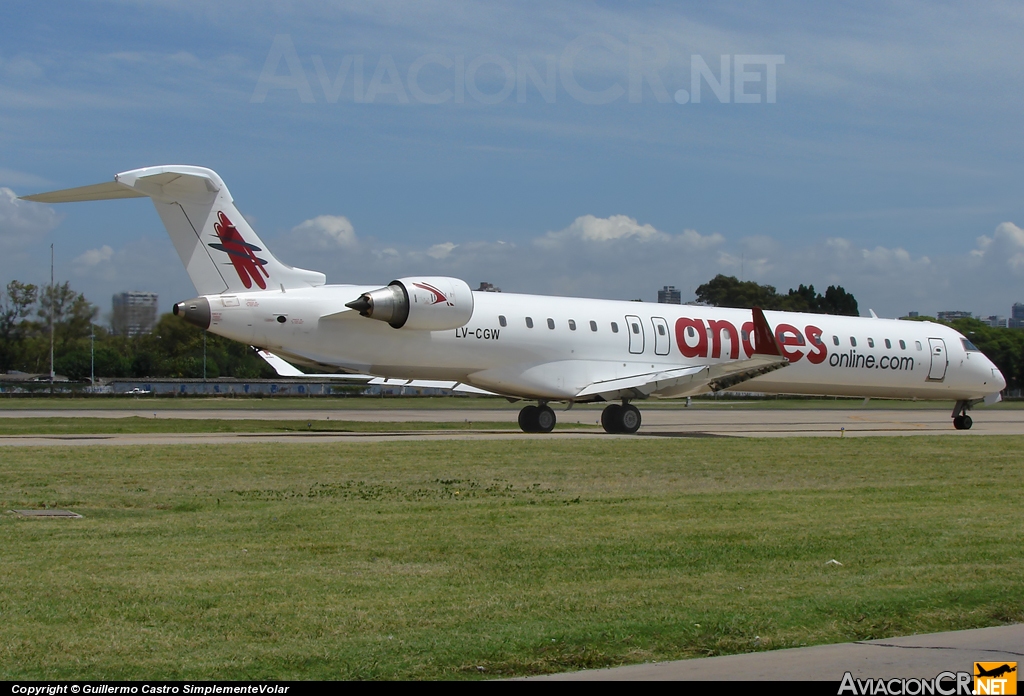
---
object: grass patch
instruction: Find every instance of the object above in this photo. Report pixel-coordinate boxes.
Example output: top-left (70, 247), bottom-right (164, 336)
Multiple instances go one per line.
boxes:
top-left (0, 418), bottom-right (573, 436)
top-left (1, 437), bottom-right (1021, 679)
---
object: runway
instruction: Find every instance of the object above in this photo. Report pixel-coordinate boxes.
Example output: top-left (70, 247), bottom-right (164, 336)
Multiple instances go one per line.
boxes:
top-left (524, 623), bottom-right (1024, 681)
top-left (0, 406), bottom-right (1021, 446)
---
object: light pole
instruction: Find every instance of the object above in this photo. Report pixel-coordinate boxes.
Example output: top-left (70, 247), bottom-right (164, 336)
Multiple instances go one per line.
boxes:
top-left (90, 323), bottom-right (95, 390)
top-left (49, 243), bottom-right (54, 395)
top-left (202, 331), bottom-right (207, 382)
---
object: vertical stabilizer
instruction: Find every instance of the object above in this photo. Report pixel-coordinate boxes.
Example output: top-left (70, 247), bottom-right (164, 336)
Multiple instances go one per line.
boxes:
top-left (21, 165), bottom-right (326, 295)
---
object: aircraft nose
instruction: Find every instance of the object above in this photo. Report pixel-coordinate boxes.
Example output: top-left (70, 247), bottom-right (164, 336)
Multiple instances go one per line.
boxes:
top-left (992, 364), bottom-right (1007, 392)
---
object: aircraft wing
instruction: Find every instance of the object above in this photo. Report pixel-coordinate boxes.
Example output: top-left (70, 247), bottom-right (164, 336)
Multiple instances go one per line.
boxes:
top-left (574, 355), bottom-right (788, 401)
top-left (257, 350), bottom-right (496, 396)
top-left (574, 307), bottom-right (789, 401)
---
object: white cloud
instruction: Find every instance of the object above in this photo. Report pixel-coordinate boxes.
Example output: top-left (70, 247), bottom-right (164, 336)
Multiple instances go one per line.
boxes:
top-left (538, 214), bottom-right (723, 249)
top-left (0, 188), bottom-right (60, 248)
top-left (426, 242), bottom-right (457, 259)
top-left (288, 215), bottom-right (357, 249)
top-left (544, 214), bottom-right (663, 244)
top-left (972, 222), bottom-right (1024, 272)
top-left (73, 245), bottom-right (114, 267)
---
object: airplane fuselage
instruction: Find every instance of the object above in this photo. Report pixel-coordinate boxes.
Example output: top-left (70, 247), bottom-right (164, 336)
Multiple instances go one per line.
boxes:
top-left (202, 285), bottom-right (1003, 402)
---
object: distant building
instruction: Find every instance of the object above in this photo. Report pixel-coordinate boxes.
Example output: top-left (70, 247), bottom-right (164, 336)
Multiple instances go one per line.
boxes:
top-left (907, 311), bottom-right (919, 318)
top-left (477, 282), bottom-right (501, 292)
top-left (657, 285), bottom-right (682, 304)
top-left (980, 315), bottom-right (1006, 328)
top-left (112, 291), bottom-right (159, 337)
top-left (936, 310), bottom-right (972, 322)
top-left (1010, 303), bottom-right (1024, 329)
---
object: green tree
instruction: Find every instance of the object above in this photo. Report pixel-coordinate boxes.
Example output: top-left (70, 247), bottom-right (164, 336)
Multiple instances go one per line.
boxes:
top-left (38, 281), bottom-right (98, 352)
top-left (695, 275), bottom-right (859, 316)
top-left (0, 280), bottom-right (38, 372)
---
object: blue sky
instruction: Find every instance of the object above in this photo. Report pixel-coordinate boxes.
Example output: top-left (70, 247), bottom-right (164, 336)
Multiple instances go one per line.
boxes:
top-left (3, 1), bottom-right (1024, 320)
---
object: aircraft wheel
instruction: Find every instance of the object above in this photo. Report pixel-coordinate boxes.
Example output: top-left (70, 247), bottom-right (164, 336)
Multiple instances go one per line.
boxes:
top-left (619, 404), bottom-right (642, 434)
top-left (518, 405), bottom-right (539, 433)
top-left (535, 405), bottom-right (556, 433)
top-left (953, 415), bottom-right (964, 430)
top-left (601, 404), bottom-right (623, 433)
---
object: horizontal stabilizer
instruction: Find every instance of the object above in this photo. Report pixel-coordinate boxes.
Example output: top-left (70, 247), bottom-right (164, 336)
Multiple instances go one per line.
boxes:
top-left (20, 181), bottom-right (146, 203)
top-left (256, 350), bottom-right (494, 395)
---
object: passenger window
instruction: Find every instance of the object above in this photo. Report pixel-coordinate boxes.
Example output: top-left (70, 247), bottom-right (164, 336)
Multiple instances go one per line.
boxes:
top-left (884, 339), bottom-right (891, 349)
top-left (526, 317), bottom-right (534, 329)
top-left (657, 324), bottom-right (665, 336)
top-left (811, 333), bottom-right (823, 346)
top-left (611, 322), bottom-right (619, 333)
top-left (741, 330), bottom-right (750, 341)
top-left (915, 341), bottom-right (922, 350)
top-left (498, 315), bottom-right (507, 327)
top-left (687, 327), bottom-right (695, 338)
top-left (590, 321), bottom-right (598, 332)
top-left (850, 337), bottom-right (857, 347)
top-left (832, 335), bottom-right (839, 346)
top-left (547, 318), bottom-right (555, 330)
top-left (899, 340), bottom-right (906, 350)
top-left (568, 319), bottom-right (576, 331)
top-left (631, 322), bottom-right (640, 334)
top-left (867, 338), bottom-right (875, 348)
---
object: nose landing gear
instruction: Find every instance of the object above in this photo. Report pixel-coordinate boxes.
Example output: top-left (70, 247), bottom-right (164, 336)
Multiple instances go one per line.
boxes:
top-left (951, 400), bottom-right (974, 430)
top-left (601, 402), bottom-right (642, 434)
top-left (518, 403), bottom-right (556, 433)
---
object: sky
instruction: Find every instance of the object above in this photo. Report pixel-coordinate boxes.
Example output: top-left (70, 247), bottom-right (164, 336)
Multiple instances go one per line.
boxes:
top-left (3, 1), bottom-right (1024, 321)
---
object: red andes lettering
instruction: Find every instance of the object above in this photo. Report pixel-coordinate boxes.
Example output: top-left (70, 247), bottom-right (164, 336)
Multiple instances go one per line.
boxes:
top-left (708, 319), bottom-right (740, 359)
top-left (804, 324), bottom-right (827, 364)
top-left (774, 323), bottom-right (805, 363)
top-left (674, 317), bottom-right (708, 358)
top-left (741, 321), bottom-right (754, 358)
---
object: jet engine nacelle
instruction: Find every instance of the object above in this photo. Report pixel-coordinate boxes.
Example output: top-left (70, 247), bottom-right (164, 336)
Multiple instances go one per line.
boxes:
top-left (345, 276), bottom-right (474, 330)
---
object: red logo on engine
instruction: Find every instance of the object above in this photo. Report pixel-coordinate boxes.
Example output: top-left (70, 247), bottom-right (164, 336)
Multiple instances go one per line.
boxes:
top-left (209, 211), bottom-right (269, 290)
top-left (412, 282), bottom-right (453, 306)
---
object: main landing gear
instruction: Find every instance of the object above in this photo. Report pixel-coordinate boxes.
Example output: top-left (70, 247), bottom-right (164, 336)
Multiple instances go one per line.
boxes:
top-left (518, 403), bottom-right (557, 433)
top-left (516, 401), bottom-right (644, 434)
top-left (601, 402), bottom-right (642, 434)
top-left (952, 400), bottom-right (973, 430)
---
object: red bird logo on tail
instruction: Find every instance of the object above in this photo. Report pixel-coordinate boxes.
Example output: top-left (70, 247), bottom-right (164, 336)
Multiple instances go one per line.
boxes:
top-left (209, 211), bottom-right (269, 289)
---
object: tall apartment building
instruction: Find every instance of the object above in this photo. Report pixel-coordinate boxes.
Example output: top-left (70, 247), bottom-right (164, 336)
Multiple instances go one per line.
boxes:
top-left (657, 285), bottom-right (682, 304)
top-left (1010, 303), bottom-right (1024, 329)
top-left (112, 291), bottom-right (159, 337)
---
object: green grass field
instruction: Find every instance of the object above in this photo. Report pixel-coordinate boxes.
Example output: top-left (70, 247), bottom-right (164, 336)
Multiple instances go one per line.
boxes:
top-left (2, 437), bottom-right (1022, 679)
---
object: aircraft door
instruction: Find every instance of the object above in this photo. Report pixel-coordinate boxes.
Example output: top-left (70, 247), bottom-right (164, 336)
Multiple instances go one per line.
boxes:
top-left (927, 338), bottom-right (948, 381)
top-left (651, 317), bottom-right (670, 355)
top-left (625, 314), bottom-right (645, 354)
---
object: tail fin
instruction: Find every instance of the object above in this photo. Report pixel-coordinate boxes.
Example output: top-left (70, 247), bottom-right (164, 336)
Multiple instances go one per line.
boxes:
top-left (21, 165), bottom-right (325, 295)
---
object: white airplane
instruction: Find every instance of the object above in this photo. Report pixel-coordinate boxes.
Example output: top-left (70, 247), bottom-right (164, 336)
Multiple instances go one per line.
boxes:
top-left (23, 165), bottom-right (1006, 432)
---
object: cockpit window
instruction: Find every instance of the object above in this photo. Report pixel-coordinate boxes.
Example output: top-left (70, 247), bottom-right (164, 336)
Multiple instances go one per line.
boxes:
top-left (961, 338), bottom-right (980, 352)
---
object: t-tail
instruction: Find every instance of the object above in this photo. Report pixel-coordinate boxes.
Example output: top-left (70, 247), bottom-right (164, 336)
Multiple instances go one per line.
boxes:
top-left (21, 165), bottom-right (325, 295)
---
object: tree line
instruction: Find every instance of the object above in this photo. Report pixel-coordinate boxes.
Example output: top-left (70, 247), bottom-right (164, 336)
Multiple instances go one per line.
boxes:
top-left (0, 280), bottom-right (272, 381)
top-left (694, 274), bottom-right (860, 315)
